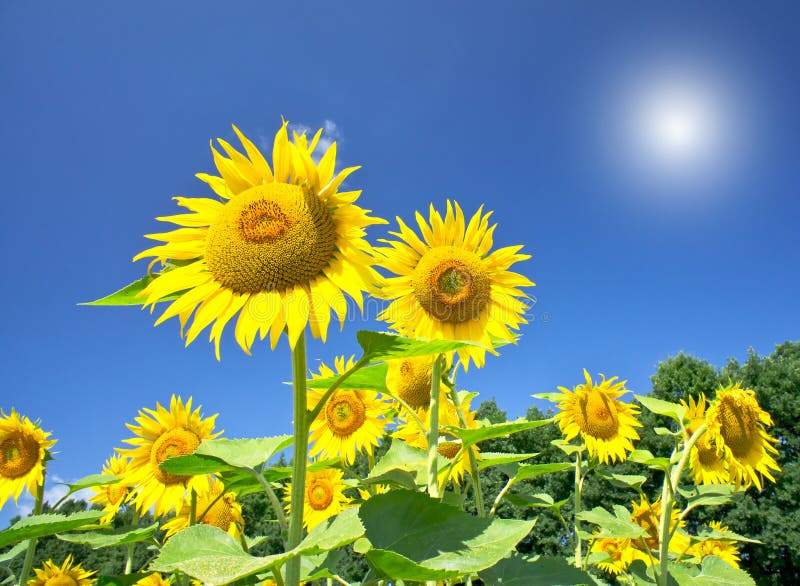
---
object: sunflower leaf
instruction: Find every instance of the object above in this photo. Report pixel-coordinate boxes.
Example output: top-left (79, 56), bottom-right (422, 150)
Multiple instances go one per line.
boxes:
top-left (668, 556), bottom-right (756, 585)
top-left (66, 474), bottom-right (119, 493)
top-left (479, 554), bottom-right (597, 586)
top-left (0, 510), bottom-right (106, 548)
top-left (445, 419), bottom-right (553, 449)
top-left (476, 452), bottom-right (539, 471)
top-left (195, 436), bottom-right (293, 469)
top-left (58, 522), bottom-right (159, 548)
top-left (678, 484), bottom-right (736, 510)
top-left (356, 331), bottom-right (481, 362)
top-left (576, 506), bottom-right (647, 539)
top-left (0, 540), bottom-right (28, 564)
top-left (635, 395), bottom-right (687, 424)
top-left (511, 462), bottom-right (573, 483)
top-left (307, 363), bottom-right (388, 392)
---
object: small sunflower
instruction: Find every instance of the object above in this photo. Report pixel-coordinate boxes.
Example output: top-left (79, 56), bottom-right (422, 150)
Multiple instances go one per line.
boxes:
top-left (687, 521), bottom-right (740, 567)
top-left (162, 477), bottom-right (244, 540)
top-left (0, 409), bottom-right (56, 512)
top-left (705, 382), bottom-right (780, 490)
top-left (553, 370), bottom-right (641, 464)
top-left (135, 574), bottom-right (172, 586)
top-left (589, 536), bottom-right (635, 575)
top-left (134, 122), bottom-right (386, 358)
top-left (385, 356), bottom-right (434, 409)
top-left (28, 555), bottom-right (96, 586)
top-left (118, 396), bottom-right (220, 517)
top-left (376, 201), bottom-right (533, 370)
top-left (629, 497), bottom-right (689, 561)
top-left (681, 394), bottom-right (729, 485)
top-left (308, 356), bottom-right (389, 465)
top-left (284, 467), bottom-right (350, 531)
top-left (89, 454), bottom-right (132, 523)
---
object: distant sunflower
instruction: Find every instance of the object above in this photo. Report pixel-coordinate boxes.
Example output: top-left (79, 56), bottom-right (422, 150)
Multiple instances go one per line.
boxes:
top-left (687, 521), bottom-right (740, 568)
top-left (28, 555), bottom-right (96, 586)
top-left (553, 370), bottom-right (641, 464)
top-left (0, 409), bottom-right (56, 511)
top-left (376, 201), bottom-right (533, 370)
top-left (308, 356), bottom-right (389, 465)
top-left (705, 382), bottom-right (780, 489)
top-left (135, 574), bottom-right (172, 586)
top-left (589, 536), bottom-right (635, 575)
top-left (162, 477), bottom-right (244, 540)
top-left (681, 394), bottom-right (729, 485)
top-left (135, 122), bottom-right (386, 358)
top-left (385, 356), bottom-right (434, 409)
top-left (89, 454), bottom-right (132, 523)
top-left (119, 396), bottom-right (220, 517)
top-left (629, 497), bottom-right (689, 561)
top-left (284, 467), bottom-right (350, 531)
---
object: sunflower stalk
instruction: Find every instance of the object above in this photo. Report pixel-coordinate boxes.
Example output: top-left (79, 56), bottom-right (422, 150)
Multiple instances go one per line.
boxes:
top-left (426, 354), bottom-right (443, 498)
top-left (573, 449), bottom-right (583, 569)
top-left (446, 383), bottom-right (485, 517)
top-left (124, 508), bottom-right (139, 574)
top-left (286, 330), bottom-right (309, 586)
top-left (254, 465), bottom-right (289, 541)
top-left (18, 476), bottom-right (45, 586)
top-left (189, 489), bottom-right (197, 526)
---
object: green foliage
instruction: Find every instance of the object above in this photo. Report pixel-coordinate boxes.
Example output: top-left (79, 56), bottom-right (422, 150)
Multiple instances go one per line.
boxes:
top-left (356, 330), bottom-right (481, 362)
top-left (480, 554), bottom-right (596, 585)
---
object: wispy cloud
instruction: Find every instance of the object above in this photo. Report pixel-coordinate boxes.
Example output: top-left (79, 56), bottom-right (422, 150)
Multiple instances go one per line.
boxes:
top-left (255, 119), bottom-right (342, 164)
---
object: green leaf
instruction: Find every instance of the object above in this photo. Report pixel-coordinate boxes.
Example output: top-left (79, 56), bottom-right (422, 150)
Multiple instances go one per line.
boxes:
top-left (307, 363), bottom-right (388, 392)
top-left (576, 506), bottom-right (647, 539)
top-left (668, 556), bottom-right (756, 585)
top-left (360, 490), bottom-right (535, 580)
top-left (369, 439), bottom-right (430, 480)
top-left (476, 452), bottom-right (539, 471)
top-left (356, 331), bottom-right (481, 362)
top-left (480, 554), bottom-right (596, 585)
top-left (195, 436), bottom-right (293, 469)
top-left (0, 510), bottom-right (106, 548)
top-left (447, 419), bottom-right (553, 449)
top-left (82, 273), bottom-right (190, 306)
top-left (65, 474), bottom-right (119, 493)
top-left (58, 523), bottom-right (159, 548)
top-left (551, 438), bottom-right (583, 456)
top-left (512, 462), bottom-right (573, 483)
top-left (602, 473), bottom-right (648, 490)
top-left (0, 540), bottom-right (28, 564)
top-left (532, 392), bottom-right (565, 403)
top-left (695, 526), bottom-right (761, 544)
top-left (678, 484), bottom-right (736, 510)
top-left (158, 454), bottom-right (229, 476)
top-left (505, 491), bottom-right (558, 508)
top-left (628, 449), bottom-right (671, 471)
top-left (635, 395), bottom-right (686, 424)
top-left (360, 469), bottom-right (418, 491)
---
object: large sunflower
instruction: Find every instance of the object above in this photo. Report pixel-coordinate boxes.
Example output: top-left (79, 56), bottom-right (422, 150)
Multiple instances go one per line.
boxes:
top-left (162, 477), bottom-right (244, 540)
top-left (118, 396), bottom-right (220, 517)
top-left (687, 521), bottom-right (740, 567)
top-left (308, 356), bottom-right (389, 465)
top-left (385, 356), bottom-right (435, 409)
top-left (376, 201), bottom-right (533, 370)
top-left (681, 394), bottom-right (729, 485)
top-left (589, 536), bottom-right (635, 575)
top-left (28, 555), bottom-right (96, 586)
top-left (284, 467), bottom-right (350, 531)
top-left (0, 409), bottom-right (56, 511)
top-left (553, 370), bottom-right (641, 464)
top-left (89, 454), bottom-right (132, 523)
top-left (705, 382), bottom-right (780, 490)
top-left (135, 122), bottom-right (386, 358)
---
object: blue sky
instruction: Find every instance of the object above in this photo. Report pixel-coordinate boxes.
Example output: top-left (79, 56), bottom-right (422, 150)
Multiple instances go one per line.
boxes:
top-left (1, 1), bottom-right (798, 523)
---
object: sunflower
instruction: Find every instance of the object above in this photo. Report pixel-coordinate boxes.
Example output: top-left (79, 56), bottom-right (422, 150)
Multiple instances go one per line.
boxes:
top-left (308, 356), bottom-right (389, 465)
top-left (376, 201), bottom-right (533, 370)
top-left (28, 555), bottom-right (96, 586)
top-left (705, 382), bottom-right (780, 490)
top-left (0, 409), bottom-right (56, 512)
top-left (687, 521), bottom-right (740, 567)
top-left (89, 454), bottom-right (132, 523)
top-left (134, 122), bottom-right (385, 358)
top-left (681, 394), bottom-right (729, 485)
top-left (162, 477), bottom-right (244, 540)
top-left (118, 396), bottom-right (220, 517)
top-left (553, 370), bottom-right (641, 464)
top-left (135, 574), bottom-right (172, 586)
top-left (629, 497), bottom-right (689, 561)
top-left (589, 536), bottom-right (636, 575)
top-left (385, 356), bottom-right (434, 409)
top-left (284, 467), bottom-right (350, 531)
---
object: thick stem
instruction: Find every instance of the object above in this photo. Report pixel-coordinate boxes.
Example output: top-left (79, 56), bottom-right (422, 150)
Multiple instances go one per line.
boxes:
top-left (426, 355), bottom-right (443, 498)
top-left (573, 450), bottom-right (583, 569)
top-left (286, 331), bottom-right (309, 586)
top-left (488, 478), bottom-right (514, 517)
top-left (447, 385), bottom-right (486, 517)
top-left (19, 477), bottom-right (46, 585)
top-left (189, 489), bottom-right (197, 526)
top-left (124, 508), bottom-right (140, 574)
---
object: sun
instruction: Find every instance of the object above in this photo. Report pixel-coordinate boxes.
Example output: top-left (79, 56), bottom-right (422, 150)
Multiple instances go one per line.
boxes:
top-left (134, 121), bottom-right (386, 358)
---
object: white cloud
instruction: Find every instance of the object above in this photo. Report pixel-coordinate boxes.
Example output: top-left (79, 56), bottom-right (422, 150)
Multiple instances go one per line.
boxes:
top-left (10, 475), bottom-right (93, 518)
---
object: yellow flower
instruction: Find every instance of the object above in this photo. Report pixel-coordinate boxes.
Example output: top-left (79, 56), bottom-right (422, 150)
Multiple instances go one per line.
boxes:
top-left (705, 382), bottom-right (780, 490)
top-left (629, 497), bottom-right (689, 562)
top-left (162, 477), bottom-right (244, 540)
top-left (135, 574), bottom-right (172, 586)
top-left (89, 454), bottom-right (132, 523)
top-left (376, 201), bottom-right (533, 370)
top-left (681, 394), bottom-right (730, 485)
top-left (0, 409), bottom-right (56, 511)
top-left (553, 370), bottom-right (641, 464)
top-left (385, 356), bottom-right (434, 409)
top-left (589, 537), bottom-right (635, 575)
top-left (28, 555), bottom-right (96, 586)
top-left (687, 521), bottom-right (740, 568)
top-left (284, 467), bottom-right (350, 531)
top-left (134, 122), bottom-right (386, 358)
top-left (308, 356), bottom-right (389, 465)
top-left (118, 396), bottom-right (220, 517)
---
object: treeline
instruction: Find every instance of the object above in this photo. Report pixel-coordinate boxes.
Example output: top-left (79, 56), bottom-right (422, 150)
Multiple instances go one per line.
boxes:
top-left (3, 342), bottom-right (798, 585)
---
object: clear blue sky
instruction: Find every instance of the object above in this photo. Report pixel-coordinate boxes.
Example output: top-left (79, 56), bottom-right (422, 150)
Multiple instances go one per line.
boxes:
top-left (1, 1), bottom-right (798, 522)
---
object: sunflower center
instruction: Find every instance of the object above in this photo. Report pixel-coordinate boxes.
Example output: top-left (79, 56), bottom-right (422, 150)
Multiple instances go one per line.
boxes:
top-left (202, 493), bottom-right (238, 531)
top-left (205, 183), bottom-right (337, 294)
top-left (150, 428), bottom-right (201, 484)
top-left (307, 480), bottom-right (334, 510)
top-left (437, 441), bottom-right (461, 460)
top-left (577, 391), bottom-right (620, 440)
top-left (44, 577), bottom-right (79, 586)
top-left (696, 443), bottom-right (720, 467)
top-left (390, 358), bottom-right (432, 409)
top-left (0, 431), bottom-right (40, 479)
top-left (325, 391), bottom-right (366, 436)
top-left (412, 247), bottom-right (491, 323)
top-left (717, 397), bottom-right (758, 459)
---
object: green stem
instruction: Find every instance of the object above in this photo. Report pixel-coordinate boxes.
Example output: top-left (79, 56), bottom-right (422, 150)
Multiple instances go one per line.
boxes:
top-left (573, 450), bottom-right (583, 569)
top-left (19, 477), bottom-right (46, 585)
top-left (272, 567), bottom-right (286, 586)
top-left (426, 354), bottom-right (443, 498)
top-left (189, 489), bottom-right (197, 526)
top-left (447, 385), bottom-right (485, 517)
top-left (254, 468), bottom-right (289, 542)
top-left (286, 330), bottom-right (309, 586)
top-left (124, 508), bottom-right (140, 574)
top-left (488, 478), bottom-right (514, 517)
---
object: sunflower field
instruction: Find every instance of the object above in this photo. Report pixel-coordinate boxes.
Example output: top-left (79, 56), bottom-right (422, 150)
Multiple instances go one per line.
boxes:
top-left (0, 122), bottom-right (783, 586)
